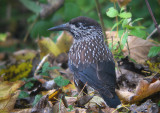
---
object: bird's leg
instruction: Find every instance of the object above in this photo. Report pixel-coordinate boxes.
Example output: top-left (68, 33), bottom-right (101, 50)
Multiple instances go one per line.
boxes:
top-left (74, 79), bottom-right (88, 95)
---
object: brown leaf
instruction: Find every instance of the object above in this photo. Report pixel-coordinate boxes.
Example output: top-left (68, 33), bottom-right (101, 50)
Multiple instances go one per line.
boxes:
top-left (75, 95), bottom-right (94, 107)
top-left (123, 36), bottom-right (156, 63)
top-left (129, 100), bottom-right (159, 113)
top-left (0, 80), bottom-right (24, 100)
top-left (110, 0), bottom-right (131, 6)
top-left (0, 90), bottom-right (20, 112)
top-left (53, 100), bottom-right (68, 113)
top-left (117, 79), bottom-right (160, 104)
top-left (106, 31), bottom-right (157, 63)
top-left (31, 95), bottom-right (53, 113)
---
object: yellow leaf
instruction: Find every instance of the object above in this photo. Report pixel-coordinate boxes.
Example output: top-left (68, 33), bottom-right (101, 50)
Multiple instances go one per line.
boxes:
top-left (56, 31), bottom-right (73, 53)
top-left (0, 80), bottom-right (24, 111)
top-left (38, 38), bottom-right (61, 58)
top-left (13, 49), bottom-right (36, 61)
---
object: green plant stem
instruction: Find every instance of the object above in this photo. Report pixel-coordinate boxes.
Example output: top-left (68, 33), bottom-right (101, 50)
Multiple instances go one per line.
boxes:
top-left (24, 16), bottom-right (39, 42)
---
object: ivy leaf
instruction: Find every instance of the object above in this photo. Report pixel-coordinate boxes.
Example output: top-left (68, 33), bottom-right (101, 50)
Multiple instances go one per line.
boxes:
top-left (106, 7), bottom-right (119, 18)
top-left (24, 82), bottom-right (34, 89)
top-left (68, 105), bottom-right (74, 112)
top-left (18, 91), bottom-right (29, 98)
top-left (119, 12), bottom-right (132, 19)
top-left (54, 76), bottom-right (70, 87)
top-left (19, 0), bottom-right (41, 14)
top-left (148, 46), bottom-right (160, 57)
top-left (32, 94), bottom-right (43, 106)
top-left (42, 62), bottom-right (50, 73)
top-left (48, 66), bottom-right (60, 70)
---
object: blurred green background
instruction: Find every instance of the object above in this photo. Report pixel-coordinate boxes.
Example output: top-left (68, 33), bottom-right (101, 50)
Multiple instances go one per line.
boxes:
top-left (0, 0), bottom-right (160, 51)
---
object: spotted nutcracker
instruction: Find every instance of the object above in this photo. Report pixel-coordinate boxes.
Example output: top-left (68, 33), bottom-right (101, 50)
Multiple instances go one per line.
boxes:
top-left (48, 16), bottom-right (121, 108)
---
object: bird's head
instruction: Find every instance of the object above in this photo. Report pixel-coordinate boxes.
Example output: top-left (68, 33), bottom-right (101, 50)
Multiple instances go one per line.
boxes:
top-left (48, 16), bottom-right (103, 41)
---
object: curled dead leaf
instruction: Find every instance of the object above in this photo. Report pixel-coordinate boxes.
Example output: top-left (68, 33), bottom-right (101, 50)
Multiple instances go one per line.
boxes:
top-left (117, 79), bottom-right (160, 104)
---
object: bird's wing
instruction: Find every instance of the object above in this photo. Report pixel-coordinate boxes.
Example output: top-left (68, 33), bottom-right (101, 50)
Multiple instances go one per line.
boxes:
top-left (70, 60), bottom-right (116, 98)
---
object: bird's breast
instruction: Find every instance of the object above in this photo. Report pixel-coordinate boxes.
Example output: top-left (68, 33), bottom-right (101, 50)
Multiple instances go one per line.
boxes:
top-left (68, 38), bottom-right (113, 68)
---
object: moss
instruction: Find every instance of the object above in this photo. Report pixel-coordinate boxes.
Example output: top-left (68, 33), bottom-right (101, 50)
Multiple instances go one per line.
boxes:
top-left (0, 62), bottom-right (32, 81)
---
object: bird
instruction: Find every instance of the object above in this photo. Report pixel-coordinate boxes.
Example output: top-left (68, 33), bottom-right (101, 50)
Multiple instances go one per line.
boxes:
top-left (48, 16), bottom-right (121, 108)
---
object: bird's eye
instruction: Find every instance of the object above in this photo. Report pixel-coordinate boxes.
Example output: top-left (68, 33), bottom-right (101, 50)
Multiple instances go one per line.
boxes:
top-left (75, 23), bottom-right (81, 28)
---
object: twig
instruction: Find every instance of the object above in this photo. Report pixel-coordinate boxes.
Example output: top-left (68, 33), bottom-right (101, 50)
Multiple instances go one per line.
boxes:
top-left (145, 0), bottom-right (160, 34)
top-left (34, 54), bottom-right (50, 77)
top-left (126, 39), bottom-right (130, 56)
top-left (147, 25), bottom-right (160, 39)
top-left (94, 0), bottom-right (108, 45)
top-left (77, 82), bottom-right (88, 98)
top-left (24, 16), bottom-right (38, 42)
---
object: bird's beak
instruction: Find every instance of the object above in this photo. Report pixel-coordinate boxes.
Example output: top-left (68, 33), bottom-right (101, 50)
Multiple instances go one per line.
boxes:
top-left (48, 23), bottom-right (70, 31)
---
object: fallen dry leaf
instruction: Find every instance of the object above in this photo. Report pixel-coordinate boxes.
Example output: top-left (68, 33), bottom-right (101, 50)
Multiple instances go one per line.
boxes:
top-left (31, 95), bottom-right (53, 113)
top-left (123, 36), bottom-right (156, 63)
top-left (129, 99), bottom-right (159, 113)
top-left (0, 90), bottom-right (20, 112)
top-left (0, 80), bottom-right (24, 100)
top-left (56, 31), bottom-right (73, 53)
top-left (0, 80), bottom-right (24, 111)
top-left (38, 37), bottom-right (61, 58)
top-left (117, 79), bottom-right (160, 104)
top-left (53, 100), bottom-right (68, 113)
top-left (13, 49), bottom-right (36, 61)
top-left (106, 31), bottom-right (157, 63)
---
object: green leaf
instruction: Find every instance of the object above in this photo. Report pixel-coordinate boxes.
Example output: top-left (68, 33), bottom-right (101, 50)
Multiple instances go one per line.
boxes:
top-left (131, 18), bottom-right (143, 24)
top-left (64, 2), bottom-right (81, 21)
top-left (120, 7), bottom-right (125, 12)
top-left (122, 19), bottom-right (128, 28)
top-left (54, 76), bottom-right (70, 87)
top-left (33, 94), bottom-right (43, 106)
top-left (121, 31), bottom-right (128, 49)
top-left (18, 91), bottom-right (29, 98)
top-left (119, 12), bottom-right (132, 18)
top-left (118, 30), bottom-right (124, 38)
top-left (111, 19), bottom-right (123, 31)
top-left (106, 7), bottom-right (119, 18)
top-left (24, 82), bottom-right (34, 89)
top-left (27, 14), bottom-right (38, 23)
top-left (19, 0), bottom-right (41, 14)
top-left (31, 21), bottom-right (53, 38)
top-left (0, 33), bottom-right (7, 41)
top-left (42, 62), bottom-right (50, 72)
top-left (148, 46), bottom-right (160, 57)
top-left (48, 66), bottom-right (60, 70)
top-left (39, 0), bottom-right (47, 3)
top-left (68, 105), bottom-right (74, 112)
top-left (129, 28), bottom-right (147, 39)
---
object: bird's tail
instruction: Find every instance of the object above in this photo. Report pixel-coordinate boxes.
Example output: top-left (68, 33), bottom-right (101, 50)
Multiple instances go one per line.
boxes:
top-left (100, 93), bottom-right (121, 108)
